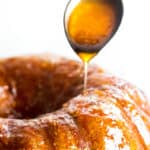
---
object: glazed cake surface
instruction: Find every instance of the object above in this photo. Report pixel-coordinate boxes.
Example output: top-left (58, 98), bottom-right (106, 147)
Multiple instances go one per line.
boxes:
top-left (0, 55), bottom-right (149, 149)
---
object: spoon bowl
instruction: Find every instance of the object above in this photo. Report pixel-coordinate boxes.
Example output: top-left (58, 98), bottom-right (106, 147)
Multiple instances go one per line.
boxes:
top-left (64, 0), bottom-right (124, 54)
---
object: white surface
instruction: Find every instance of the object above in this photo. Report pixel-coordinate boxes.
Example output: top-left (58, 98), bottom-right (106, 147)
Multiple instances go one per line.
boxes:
top-left (0, 0), bottom-right (149, 97)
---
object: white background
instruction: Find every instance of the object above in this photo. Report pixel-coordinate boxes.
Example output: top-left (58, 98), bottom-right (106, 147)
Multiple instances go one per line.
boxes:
top-left (0, 0), bottom-right (149, 97)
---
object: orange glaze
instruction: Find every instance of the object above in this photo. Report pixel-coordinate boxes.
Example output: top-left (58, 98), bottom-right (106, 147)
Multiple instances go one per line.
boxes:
top-left (68, 1), bottom-right (115, 46)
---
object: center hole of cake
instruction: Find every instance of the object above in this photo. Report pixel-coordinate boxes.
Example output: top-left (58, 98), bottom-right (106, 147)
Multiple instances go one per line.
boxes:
top-left (0, 81), bottom-right (81, 119)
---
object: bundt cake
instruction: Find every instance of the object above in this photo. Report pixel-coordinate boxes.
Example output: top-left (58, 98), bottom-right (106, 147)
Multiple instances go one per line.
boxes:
top-left (0, 54), bottom-right (149, 149)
